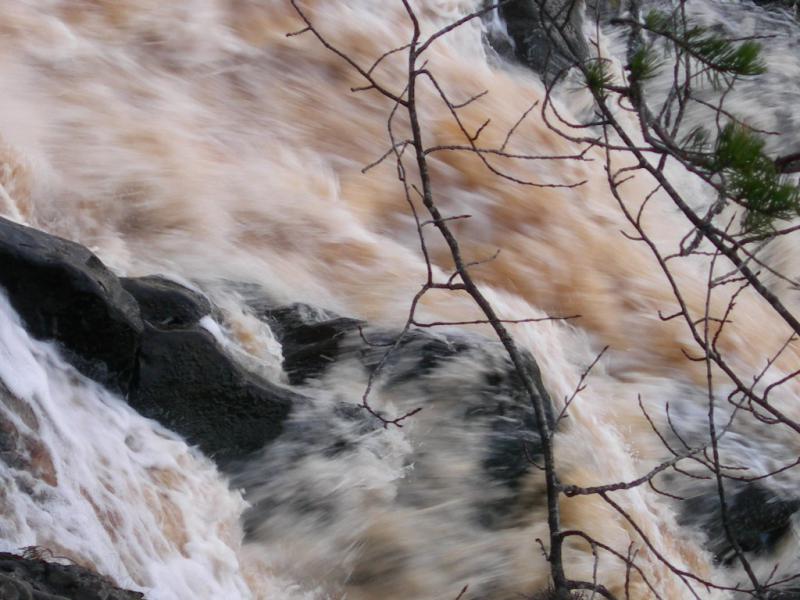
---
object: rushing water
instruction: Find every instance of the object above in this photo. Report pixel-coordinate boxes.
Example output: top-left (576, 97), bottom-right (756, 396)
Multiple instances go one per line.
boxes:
top-left (0, 0), bottom-right (799, 598)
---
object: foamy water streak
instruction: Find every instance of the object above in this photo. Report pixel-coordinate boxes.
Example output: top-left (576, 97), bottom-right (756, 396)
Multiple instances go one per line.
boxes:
top-left (0, 0), bottom-right (797, 598)
top-left (0, 292), bottom-right (257, 599)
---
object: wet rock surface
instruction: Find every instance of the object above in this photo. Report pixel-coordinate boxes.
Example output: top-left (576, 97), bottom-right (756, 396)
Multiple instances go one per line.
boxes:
top-left (121, 276), bottom-right (211, 328)
top-left (130, 323), bottom-right (296, 462)
top-left (0, 552), bottom-right (144, 600)
top-left (257, 303), bottom-right (363, 386)
top-left (0, 218), bottom-right (556, 534)
top-left (488, 0), bottom-right (590, 81)
top-left (769, 589), bottom-right (800, 600)
top-left (0, 217), bottom-right (143, 396)
top-left (249, 302), bottom-right (555, 530)
top-left (682, 482), bottom-right (800, 564)
top-left (753, 0), bottom-right (798, 14)
top-left (0, 218), bottom-right (297, 463)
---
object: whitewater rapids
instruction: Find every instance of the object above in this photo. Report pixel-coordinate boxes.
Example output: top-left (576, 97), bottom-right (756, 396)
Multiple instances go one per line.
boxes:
top-left (0, 0), bottom-right (799, 598)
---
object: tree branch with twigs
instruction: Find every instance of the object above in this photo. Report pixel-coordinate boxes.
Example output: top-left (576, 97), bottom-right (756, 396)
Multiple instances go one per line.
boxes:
top-left (286, 0), bottom-right (800, 597)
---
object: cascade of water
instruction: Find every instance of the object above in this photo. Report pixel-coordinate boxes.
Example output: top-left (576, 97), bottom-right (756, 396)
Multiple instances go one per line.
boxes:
top-left (0, 1), bottom-right (797, 598)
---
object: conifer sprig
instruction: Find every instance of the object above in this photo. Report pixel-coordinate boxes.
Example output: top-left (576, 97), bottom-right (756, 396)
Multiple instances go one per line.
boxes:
top-left (641, 9), bottom-right (766, 76)
top-left (601, 6), bottom-right (798, 234)
top-left (712, 123), bottom-right (800, 232)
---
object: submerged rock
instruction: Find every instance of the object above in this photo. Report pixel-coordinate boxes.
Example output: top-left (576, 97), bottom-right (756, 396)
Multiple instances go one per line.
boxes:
top-left (250, 301), bottom-right (555, 529)
top-left (769, 590), bottom-right (800, 600)
top-left (753, 0), bottom-right (798, 15)
top-left (0, 552), bottom-right (144, 600)
top-left (258, 303), bottom-right (363, 386)
top-left (682, 482), bottom-right (800, 564)
top-left (0, 380), bottom-right (58, 487)
top-left (362, 328), bottom-right (555, 528)
top-left (0, 217), bottom-right (143, 396)
top-left (489, 0), bottom-right (590, 81)
top-left (0, 217), bottom-right (558, 537)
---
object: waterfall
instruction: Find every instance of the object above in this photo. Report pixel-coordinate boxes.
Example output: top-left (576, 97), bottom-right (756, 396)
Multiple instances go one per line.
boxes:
top-left (0, 1), bottom-right (798, 598)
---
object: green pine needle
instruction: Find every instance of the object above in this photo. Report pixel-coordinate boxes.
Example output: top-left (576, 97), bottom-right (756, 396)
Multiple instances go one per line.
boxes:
top-left (583, 59), bottom-right (614, 96)
top-left (628, 45), bottom-right (662, 82)
top-left (643, 10), bottom-right (766, 77)
top-left (712, 124), bottom-right (800, 232)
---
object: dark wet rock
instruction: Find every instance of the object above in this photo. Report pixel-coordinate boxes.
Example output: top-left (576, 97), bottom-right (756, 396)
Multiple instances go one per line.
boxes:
top-left (257, 303), bottom-right (363, 385)
top-left (378, 332), bottom-right (551, 529)
top-left (682, 482), bottom-right (800, 564)
top-left (357, 329), bottom-right (475, 385)
top-left (0, 218), bottom-right (298, 462)
top-left (129, 323), bottom-right (298, 462)
top-left (250, 301), bottom-right (554, 529)
top-left (753, 0), bottom-right (798, 14)
top-left (121, 276), bottom-right (211, 328)
top-left (258, 305), bottom-right (554, 471)
top-left (469, 345), bottom-right (554, 528)
top-left (0, 552), bottom-right (143, 600)
top-left (0, 217), bottom-right (143, 396)
top-left (769, 589), bottom-right (800, 600)
top-left (490, 0), bottom-right (590, 81)
top-left (357, 328), bottom-right (554, 487)
top-left (232, 400), bottom-right (383, 539)
top-left (583, 0), bottom-right (621, 21)
top-left (270, 306), bottom-right (553, 487)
